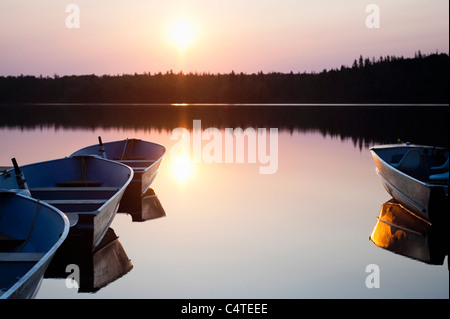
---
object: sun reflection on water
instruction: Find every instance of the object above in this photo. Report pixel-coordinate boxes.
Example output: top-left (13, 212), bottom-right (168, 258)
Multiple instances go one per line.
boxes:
top-left (170, 153), bottom-right (194, 184)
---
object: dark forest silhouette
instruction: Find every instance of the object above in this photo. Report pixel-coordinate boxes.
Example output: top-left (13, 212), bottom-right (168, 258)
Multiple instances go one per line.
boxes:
top-left (1, 52), bottom-right (448, 103)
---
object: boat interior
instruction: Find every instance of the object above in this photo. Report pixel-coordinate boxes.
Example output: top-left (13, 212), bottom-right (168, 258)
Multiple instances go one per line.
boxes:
top-left (77, 138), bottom-right (165, 172)
top-left (380, 146), bottom-right (449, 184)
top-left (0, 157), bottom-right (130, 214)
top-left (108, 140), bottom-right (163, 173)
top-left (115, 159), bottom-right (156, 173)
top-left (29, 186), bottom-right (119, 213)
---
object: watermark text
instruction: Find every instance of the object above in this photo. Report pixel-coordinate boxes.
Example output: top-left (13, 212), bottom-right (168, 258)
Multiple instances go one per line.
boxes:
top-left (170, 120), bottom-right (278, 174)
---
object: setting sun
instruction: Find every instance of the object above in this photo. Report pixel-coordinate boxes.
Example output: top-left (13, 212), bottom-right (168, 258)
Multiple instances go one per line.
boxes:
top-left (170, 19), bottom-right (195, 51)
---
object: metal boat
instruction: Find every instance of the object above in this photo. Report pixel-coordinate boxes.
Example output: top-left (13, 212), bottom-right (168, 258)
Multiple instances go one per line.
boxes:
top-left (0, 190), bottom-right (69, 299)
top-left (370, 144), bottom-right (448, 222)
top-left (69, 137), bottom-right (166, 213)
top-left (0, 156), bottom-right (133, 249)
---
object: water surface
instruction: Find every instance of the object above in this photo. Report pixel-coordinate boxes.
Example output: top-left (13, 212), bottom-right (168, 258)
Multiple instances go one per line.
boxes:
top-left (0, 104), bottom-right (448, 298)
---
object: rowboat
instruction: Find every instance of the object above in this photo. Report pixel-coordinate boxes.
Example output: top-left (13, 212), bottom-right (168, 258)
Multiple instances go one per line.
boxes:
top-left (0, 156), bottom-right (133, 249)
top-left (0, 190), bottom-right (69, 299)
top-left (69, 137), bottom-right (166, 212)
top-left (370, 144), bottom-right (448, 222)
top-left (370, 198), bottom-right (447, 266)
top-left (45, 227), bottom-right (133, 293)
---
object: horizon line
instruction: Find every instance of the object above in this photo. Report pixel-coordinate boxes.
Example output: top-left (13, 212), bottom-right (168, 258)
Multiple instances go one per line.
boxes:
top-left (1, 51), bottom-right (448, 78)
top-left (3, 103), bottom-right (449, 107)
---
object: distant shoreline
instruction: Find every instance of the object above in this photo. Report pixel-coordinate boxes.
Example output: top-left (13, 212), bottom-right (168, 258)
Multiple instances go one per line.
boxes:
top-left (1, 103), bottom-right (449, 107)
top-left (1, 53), bottom-right (448, 104)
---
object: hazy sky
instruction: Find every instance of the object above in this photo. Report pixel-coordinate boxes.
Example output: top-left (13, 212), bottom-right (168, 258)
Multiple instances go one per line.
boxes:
top-left (0, 0), bottom-right (448, 76)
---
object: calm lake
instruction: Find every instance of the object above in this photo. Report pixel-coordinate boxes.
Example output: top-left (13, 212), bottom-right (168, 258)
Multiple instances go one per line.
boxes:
top-left (1, 104), bottom-right (448, 299)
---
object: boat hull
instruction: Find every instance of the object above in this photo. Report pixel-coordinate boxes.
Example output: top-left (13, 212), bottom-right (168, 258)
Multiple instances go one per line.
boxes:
top-left (64, 187), bottom-right (125, 249)
top-left (4, 255), bottom-right (49, 299)
top-left (370, 144), bottom-right (448, 222)
top-left (0, 191), bottom-right (69, 299)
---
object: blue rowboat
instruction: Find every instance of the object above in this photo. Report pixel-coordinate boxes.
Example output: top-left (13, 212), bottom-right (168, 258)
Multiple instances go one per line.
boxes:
top-left (69, 138), bottom-right (166, 211)
top-left (0, 156), bottom-right (133, 249)
top-left (0, 190), bottom-right (69, 299)
top-left (370, 144), bottom-right (448, 222)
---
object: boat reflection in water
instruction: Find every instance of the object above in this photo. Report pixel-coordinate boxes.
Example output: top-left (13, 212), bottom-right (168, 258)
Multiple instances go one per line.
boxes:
top-left (119, 187), bottom-right (166, 222)
top-left (44, 188), bottom-right (165, 292)
top-left (370, 199), bottom-right (448, 268)
top-left (44, 227), bottom-right (132, 293)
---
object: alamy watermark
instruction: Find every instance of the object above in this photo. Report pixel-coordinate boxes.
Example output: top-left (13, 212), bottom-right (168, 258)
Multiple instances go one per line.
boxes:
top-left (365, 264), bottom-right (380, 289)
top-left (63, 4), bottom-right (380, 30)
top-left (366, 4), bottom-right (380, 29)
top-left (65, 4), bottom-right (80, 29)
top-left (65, 264), bottom-right (80, 289)
top-left (170, 120), bottom-right (279, 174)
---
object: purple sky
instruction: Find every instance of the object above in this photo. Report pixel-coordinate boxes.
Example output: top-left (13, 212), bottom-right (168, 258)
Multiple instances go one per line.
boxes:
top-left (0, 0), bottom-right (448, 76)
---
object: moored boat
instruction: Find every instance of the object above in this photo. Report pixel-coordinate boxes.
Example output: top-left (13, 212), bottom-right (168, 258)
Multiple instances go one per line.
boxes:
top-left (370, 143), bottom-right (448, 222)
top-left (0, 190), bottom-right (69, 299)
top-left (0, 156), bottom-right (133, 249)
top-left (69, 137), bottom-right (166, 212)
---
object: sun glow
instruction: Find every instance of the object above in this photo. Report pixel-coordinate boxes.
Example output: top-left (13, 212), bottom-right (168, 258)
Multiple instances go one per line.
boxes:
top-left (170, 154), bottom-right (194, 184)
top-left (169, 19), bottom-right (196, 51)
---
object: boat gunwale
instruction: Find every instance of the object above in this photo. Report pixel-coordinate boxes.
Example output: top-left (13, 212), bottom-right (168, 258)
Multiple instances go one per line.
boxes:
top-left (369, 144), bottom-right (449, 189)
top-left (0, 190), bottom-right (70, 299)
top-left (68, 139), bottom-right (167, 175)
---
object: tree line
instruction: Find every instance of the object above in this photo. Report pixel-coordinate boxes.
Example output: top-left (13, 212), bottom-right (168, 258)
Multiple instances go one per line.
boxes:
top-left (0, 52), bottom-right (448, 104)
